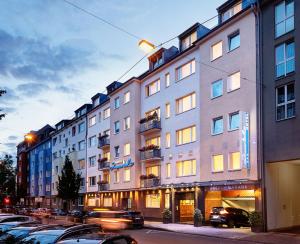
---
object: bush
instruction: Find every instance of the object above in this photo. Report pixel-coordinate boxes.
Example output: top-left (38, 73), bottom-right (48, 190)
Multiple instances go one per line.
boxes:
top-left (249, 211), bottom-right (263, 227)
top-left (162, 208), bottom-right (172, 220)
top-left (194, 208), bottom-right (203, 222)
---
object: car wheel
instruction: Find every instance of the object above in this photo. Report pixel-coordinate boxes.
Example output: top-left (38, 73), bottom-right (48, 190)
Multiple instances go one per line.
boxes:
top-left (227, 220), bottom-right (235, 228)
top-left (211, 223), bottom-right (219, 228)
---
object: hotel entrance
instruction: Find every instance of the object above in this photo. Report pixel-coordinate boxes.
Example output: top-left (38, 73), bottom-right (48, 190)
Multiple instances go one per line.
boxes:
top-left (174, 191), bottom-right (195, 223)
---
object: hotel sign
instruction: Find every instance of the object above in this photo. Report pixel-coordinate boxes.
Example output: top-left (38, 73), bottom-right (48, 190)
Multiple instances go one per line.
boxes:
top-left (110, 158), bottom-right (134, 170)
top-left (240, 112), bottom-right (250, 169)
top-left (207, 184), bottom-right (254, 191)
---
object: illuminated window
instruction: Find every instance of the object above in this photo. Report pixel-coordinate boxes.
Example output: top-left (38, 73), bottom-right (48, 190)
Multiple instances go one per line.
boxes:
top-left (104, 197), bottom-right (112, 207)
top-left (176, 92), bottom-right (196, 114)
top-left (181, 31), bottom-right (197, 51)
top-left (146, 136), bottom-right (160, 147)
top-left (222, 1), bottom-right (242, 22)
top-left (165, 193), bottom-right (170, 209)
top-left (146, 194), bottom-right (161, 208)
top-left (146, 166), bottom-right (159, 176)
top-left (89, 176), bottom-right (96, 186)
top-left (78, 159), bottom-right (85, 169)
top-left (211, 41), bottom-right (222, 60)
top-left (229, 152), bottom-right (241, 170)
top-left (124, 91), bottom-right (130, 104)
top-left (89, 116), bottom-right (96, 127)
top-left (176, 126), bottom-right (196, 145)
top-left (176, 159), bottom-right (196, 177)
top-left (176, 60), bottom-right (195, 81)
top-left (166, 163), bottom-right (171, 178)
top-left (103, 151), bottom-right (110, 161)
top-left (146, 79), bottom-right (160, 96)
top-left (165, 73), bottom-right (170, 87)
top-left (103, 108), bottom-right (110, 119)
top-left (124, 116), bottom-right (130, 130)
top-left (227, 71), bottom-right (240, 92)
top-left (124, 143), bottom-right (130, 156)
top-left (165, 103), bottom-right (170, 118)
top-left (114, 170), bottom-right (120, 183)
top-left (212, 155), bottom-right (224, 172)
top-left (124, 168), bottom-right (131, 181)
top-left (165, 132), bottom-right (171, 148)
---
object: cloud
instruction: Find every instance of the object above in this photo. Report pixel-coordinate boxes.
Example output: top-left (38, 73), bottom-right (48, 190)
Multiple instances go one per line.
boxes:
top-left (0, 29), bottom-right (97, 82)
top-left (8, 136), bottom-right (18, 141)
top-left (17, 83), bottom-right (49, 96)
top-left (55, 85), bottom-right (79, 95)
top-left (3, 142), bottom-right (16, 149)
top-left (1, 106), bottom-right (16, 113)
top-left (0, 86), bottom-right (20, 104)
top-left (99, 51), bottom-right (125, 61)
top-left (38, 99), bottom-right (50, 105)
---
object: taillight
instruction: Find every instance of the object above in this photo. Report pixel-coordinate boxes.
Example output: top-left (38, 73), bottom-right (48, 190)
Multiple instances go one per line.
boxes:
top-left (220, 210), bottom-right (228, 215)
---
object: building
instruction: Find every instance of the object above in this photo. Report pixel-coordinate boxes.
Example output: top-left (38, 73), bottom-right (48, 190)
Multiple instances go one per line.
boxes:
top-left (259, 0), bottom-right (299, 231)
top-left (51, 104), bottom-right (92, 209)
top-left (28, 125), bottom-right (54, 207)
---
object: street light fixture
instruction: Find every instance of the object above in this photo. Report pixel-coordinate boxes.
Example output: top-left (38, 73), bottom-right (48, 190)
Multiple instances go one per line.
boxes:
top-left (138, 39), bottom-right (156, 53)
top-left (24, 133), bottom-right (34, 142)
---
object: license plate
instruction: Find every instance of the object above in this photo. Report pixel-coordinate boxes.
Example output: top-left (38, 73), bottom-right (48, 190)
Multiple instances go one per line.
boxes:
top-left (135, 217), bottom-right (141, 220)
top-left (212, 215), bottom-right (219, 219)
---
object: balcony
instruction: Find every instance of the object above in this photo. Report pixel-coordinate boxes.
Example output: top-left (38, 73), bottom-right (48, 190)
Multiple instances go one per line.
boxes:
top-left (98, 183), bottom-right (109, 191)
top-left (140, 119), bottom-right (161, 134)
top-left (98, 159), bottom-right (110, 170)
top-left (98, 136), bottom-right (110, 149)
top-left (140, 147), bottom-right (162, 162)
top-left (140, 177), bottom-right (161, 188)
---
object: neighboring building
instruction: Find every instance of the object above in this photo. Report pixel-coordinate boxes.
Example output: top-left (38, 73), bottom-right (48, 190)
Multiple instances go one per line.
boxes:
top-left (259, 0), bottom-right (299, 230)
top-left (51, 104), bottom-right (92, 209)
top-left (28, 125), bottom-right (54, 208)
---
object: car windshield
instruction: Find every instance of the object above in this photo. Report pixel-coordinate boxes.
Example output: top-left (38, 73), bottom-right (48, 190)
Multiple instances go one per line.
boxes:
top-left (7, 229), bottom-right (30, 238)
top-left (0, 223), bottom-right (15, 232)
top-left (22, 234), bottom-right (61, 244)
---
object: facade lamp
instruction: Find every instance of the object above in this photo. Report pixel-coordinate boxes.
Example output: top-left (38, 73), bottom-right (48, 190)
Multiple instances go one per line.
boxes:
top-left (24, 133), bottom-right (34, 142)
top-left (138, 39), bottom-right (156, 53)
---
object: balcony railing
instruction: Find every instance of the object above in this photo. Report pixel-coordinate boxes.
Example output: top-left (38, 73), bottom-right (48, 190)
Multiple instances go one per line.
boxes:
top-left (98, 161), bottom-right (110, 170)
top-left (98, 137), bottom-right (110, 149)
top-left (140, 119), bottom-right (161, 134)
top-left (140, 148), bottom-right (161, 161)
top-left (141, 178), bottom-right (161, 188)
top-left (98, 183), bottom-right (109, 191)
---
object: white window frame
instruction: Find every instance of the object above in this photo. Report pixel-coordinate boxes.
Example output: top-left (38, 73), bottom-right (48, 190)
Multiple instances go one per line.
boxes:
top-left (211, 79), bottom-right (223, 99)
top-left (228, 152), bottom-right (241, 171)
top-left (228, 112), bottom-right (240, 131)
top-left (89, 116), bottom-right (96, 127)
top-left (227, 71), bottom-right (241, 92)
top-left (212, 154), bottom-right (224, 172)
top-left (165, 73), bottom-right (170, 87)
top-left (211, 41), bottom-right (223, 61)
top-left (124, 91), bottom-right (130, 104)
top-left (176, 92), bottom-right (196, 114)
top-left (146, 79), bottom-right (160, 97)
top-left (176, 125), bottom-right (196, 145)
top-left (123, 116), bottom-right (130, 131)
top-left (176, 59), bottom-right (196, 81)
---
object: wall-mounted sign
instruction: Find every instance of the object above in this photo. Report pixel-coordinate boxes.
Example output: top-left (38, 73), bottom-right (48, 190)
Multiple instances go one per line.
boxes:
top-left (110, 158), bottom-right (134, 170)
top-left (240, 112), bottom-right (250, 169)
top-left (207, 184), bottom-right (255, 191)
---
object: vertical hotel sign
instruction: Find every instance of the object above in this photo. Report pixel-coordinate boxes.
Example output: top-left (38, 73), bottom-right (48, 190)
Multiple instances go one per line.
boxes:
top-left (240, 112), bottom-right (250, 169)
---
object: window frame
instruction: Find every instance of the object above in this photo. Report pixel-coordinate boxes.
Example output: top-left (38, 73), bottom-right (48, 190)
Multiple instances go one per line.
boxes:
top-left (176, 159), bottom-right (196, 177)
top-left (227, 71), bottom-right (241, 92)
top-left (211, 79), bottom-right (223, 99)
top-left (175, 59), bottom-right (196, 81)
top-left (165, 102), bottom-right (171, 119)
top-left (114, 121), bottom-right (120, 134)
top-left (146, 79), bottom-right (160, 97)
top-left (114, 97), bottom-right (120, 109)
top-left (165, 73), bottom-right (170, 88)
top-left (228, 151), bottom-right (241, 171)
top-left (228, 31), bottom-right (240, 52)
top-left (275, 41), bottom-right (295, 78)
top-left (123, 116), bottom-right (130, 131)
top-left (176, 125), bottom-right (196, 146)
top-left (275, 0), bottom-right (294, 38)
top-left (211, 41), bottom-right (223, 61)
top-left (228, 111), bottom-right (240, 131)
top-left (124, 91), bottom-right (130, 104)
top-left (212, 154), bottom-right (224, 173)
top-left (176, 92), bottom-right (196, 114)
top-left (276, 83), bottom-right (296, 121)
top-left (212, 116), bottom-right (224, 135)
top-left (88, 115), bottom-right (96, 127)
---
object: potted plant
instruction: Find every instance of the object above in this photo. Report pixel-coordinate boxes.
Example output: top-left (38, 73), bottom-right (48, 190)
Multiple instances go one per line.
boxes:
top-left (249, 211), bottom-right (263, 232)
top-left (147, 173), bottom-right (157, 179)
top-left (97, 180), bottom-right (108, 185)
top-left (194, 208), bottom-right (203, 227)
top-left (140, 175), bottom-right (148, 180)
top-left (98, 157), bottom-right (108, 163)
top-left (162, 208), bottom-right (172, 224)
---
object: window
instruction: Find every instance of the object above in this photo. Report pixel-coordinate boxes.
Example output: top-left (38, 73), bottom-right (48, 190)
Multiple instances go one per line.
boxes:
top-left (211, 80), bottom-right (223, 98)
top-left (98, 112), bottom-right (101, 122)
top-left (89, 156), bottom-right (96, 167)
top-left (89, 116), bottom-right (96, 127)
top-left (124, 143), bottom-right (130, 156)
top-left (146, 107), bottom-right (161, 119)
top-left (72, 126), bottom-right (76, 136)
top-left (276, 83), bottom-right (295, 120)
top-left (227, 71), bottom-right (240, 92)
top-left (53, 137), bottom-right (57, 146)
top-left (228, 32), bottom-right (240, 51)
top-left (78, 122), bottom-right (85, 133)
top-left (165, 193), bottom-right (170, 209)
top-left (89, 135), bottom-right (97, 147)
top-left (176, 125), bottom-right (196, 145)
top-left (146, 166), bottom-right (159, 176)
top-left (165, 103), bottom-right (170, 118)
top-left (124, 168), bottom-right (131, 182)
top-left (211, 41), bottom-right (222, 60)
top-left (114, 121), bottom-right (120, 134)
top-left (114, 170), bottom-right (120, 183)
top-left (146, 79), bottom-right (160, 96)
top-left (275, 0), bottom-right (294, 38)
top-left (146, 136), bottom-right (161, 147)
top-left (176, 60), bottom-right (195, 81)
top-left (104, 197), bottom-right (112, 207)
top-left (222, 1), bottom-right (242, 22)
top-left (124, 117), bottom-right (130, 130)
top-left (275, 42), bottom-right (295, 77)
top-left (114, 97), bottom-right (120, 109)
top-left (176, 92), bottom-right (196, 114)
top-left (176, 159), bottom-right (196, 177)
top-left (166, 163), bottom-right (171, 178)
top-left (212, 117), bottom-right (223, 135)
top-left (124, 91), bottom-right (130, 104)
top-left (212, 155), bottom-right (224, 172)
top-left (114, 146), bottom-right (120, 158)
top-left (104, 129), bottom-right (110, 137)
top-left (229, 152), bottom-right (241, 170)
top-left (181, 31), bottom-right (197, 51)
top-left (103, 108), bottom-right (110, 119)
top-left (78, 140), bottom-right (85, 151)
top-left (89, 176), bottom-right (96, 186)
top-left (103, 151), bottom-right (111, 161)
top-left (165, 73), bottom-right (170, 87)
top-left (146, 194), bottom-right (160, 208)
top-left (229, 112), bottom-right (240, 130)
top-left (78, 159), bottom-right (85, 169)
top-left (165, 132), bottom-right (171, 148)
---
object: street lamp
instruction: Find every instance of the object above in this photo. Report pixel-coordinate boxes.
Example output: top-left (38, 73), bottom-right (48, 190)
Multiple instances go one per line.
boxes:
top-left (138, 39), bottom-right (156, 53)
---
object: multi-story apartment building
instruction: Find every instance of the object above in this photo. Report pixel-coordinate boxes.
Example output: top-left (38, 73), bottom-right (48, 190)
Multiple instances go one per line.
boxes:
top-left (51, 104), bottom-right (92, 209)
top-left (259, 0), bottom-right (299, 230)
top-left (28, 125), bottom-right (54, 207)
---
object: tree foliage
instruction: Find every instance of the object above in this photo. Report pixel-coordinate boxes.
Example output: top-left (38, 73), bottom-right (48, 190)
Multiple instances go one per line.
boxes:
top-left (0, 90), bottom-right (6, 120)
top-left (0, 155), bottom-right (16, 204)
top-left (57, 156), bottom-right (81, 208)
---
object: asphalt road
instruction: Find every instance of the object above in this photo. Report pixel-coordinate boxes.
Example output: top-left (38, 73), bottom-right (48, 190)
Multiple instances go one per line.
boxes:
top-left (120, 229), bottom-right (258, 244)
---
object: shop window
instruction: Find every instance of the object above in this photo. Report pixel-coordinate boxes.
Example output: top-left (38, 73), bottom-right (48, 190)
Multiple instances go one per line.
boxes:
top-left (104, 197), bottom-right (112, 207)
top-left (146, 194), bottom-right (161, 208)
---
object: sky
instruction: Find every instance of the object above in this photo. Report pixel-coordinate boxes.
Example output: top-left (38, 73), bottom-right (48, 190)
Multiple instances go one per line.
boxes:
top-left (0, 0), bottom-right (224, 159)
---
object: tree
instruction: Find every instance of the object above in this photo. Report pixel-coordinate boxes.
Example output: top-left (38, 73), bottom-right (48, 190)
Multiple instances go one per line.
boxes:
top-left (57, 156), bottom-right (81, 210)
top-left (0, 155), bottom-right (16, 205)
top-left (0, 90), bottom-right (6, 120)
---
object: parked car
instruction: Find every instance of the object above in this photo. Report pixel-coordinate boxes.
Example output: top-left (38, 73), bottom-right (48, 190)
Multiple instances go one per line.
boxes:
top-left (20, 224), bottom-right (103, 243)
top-left (1, 206), bottom-right (13, 213)
top-left (18, 208), bottom-right (33, 216)
top-left (0, 215), bottom-right (33, 224)
top-left (122, 211), bottom-right (144, 229)
top-left (69, 209), bottom-right (87, 218)
top-left (31, 208), bottom-right (51, 218)
top-left (0, 221), bottom-right (40, 234)
top-left (210, 207), bottom-right (250, 228)
top-left (51, 209), bottom-right (68, 216)
top-left (57, 233), bottom-right (138, 244)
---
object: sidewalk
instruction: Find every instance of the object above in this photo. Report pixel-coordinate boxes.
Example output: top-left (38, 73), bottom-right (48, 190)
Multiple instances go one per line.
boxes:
top-left (144, 221), bottom-right (300, 244)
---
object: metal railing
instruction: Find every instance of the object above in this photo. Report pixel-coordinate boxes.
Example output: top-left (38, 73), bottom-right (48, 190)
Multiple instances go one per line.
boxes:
top-left (98, 161), bottom-right (110, 170)
top-left (140, 178), bottom-right (161, 188)
top-left (140, 148), bottom-right (161, 161)
top-left (140, 120), bottom-right (161, 133)
top-left (98, 184), bottom-right (109, 191)
top-left (98, 137), bottom-right (110, 148)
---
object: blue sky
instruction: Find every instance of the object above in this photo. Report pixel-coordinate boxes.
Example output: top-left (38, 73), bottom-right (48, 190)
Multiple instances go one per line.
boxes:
top-left (0, 0), bottom-right (224, 157)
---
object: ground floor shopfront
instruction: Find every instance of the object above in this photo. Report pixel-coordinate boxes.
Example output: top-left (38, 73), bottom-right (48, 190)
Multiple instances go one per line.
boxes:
top-left (28, 196), bottom-right (52, 208)
top-left (85, 181), bottom-right (261, 223)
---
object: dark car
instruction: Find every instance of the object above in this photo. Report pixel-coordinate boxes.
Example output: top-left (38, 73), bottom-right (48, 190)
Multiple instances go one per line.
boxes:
top-left (69, 209), bottom-right (87, 218)
top-left (210, 207), bottom-right (250, 228)
top-left (52, 209), bottom-right (68, 216)
top-left (1, 206), bottom-right (13, 213)
top-left (122, 211), bottom-right (144, 228)
top-left (20, 224), bottom-right (103, 243)
top-left (57, 233), bottom-right (137, 244)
